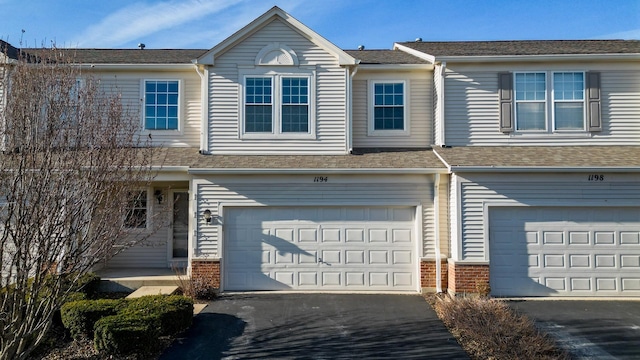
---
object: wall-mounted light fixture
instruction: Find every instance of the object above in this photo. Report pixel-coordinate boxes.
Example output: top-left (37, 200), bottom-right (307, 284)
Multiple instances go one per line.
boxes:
top-left (154, 190), bottom-right (164, 204)
top-left (203, 209), bottom-right (212, 224)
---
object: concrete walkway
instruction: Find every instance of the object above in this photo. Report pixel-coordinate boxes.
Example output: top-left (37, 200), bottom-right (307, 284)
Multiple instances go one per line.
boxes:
top-left (160, 293), bottom-right (468, 360)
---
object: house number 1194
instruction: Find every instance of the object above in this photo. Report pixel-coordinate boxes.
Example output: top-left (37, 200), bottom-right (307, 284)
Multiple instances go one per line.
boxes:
top-left (313, 176), bottom-right (328, 182)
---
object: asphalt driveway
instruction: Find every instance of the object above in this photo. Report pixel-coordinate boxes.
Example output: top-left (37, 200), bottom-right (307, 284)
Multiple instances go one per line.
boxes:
top-left (160, 293), bottom-right (468, 359)
top-left (509, 300), bottom-right (640, 360)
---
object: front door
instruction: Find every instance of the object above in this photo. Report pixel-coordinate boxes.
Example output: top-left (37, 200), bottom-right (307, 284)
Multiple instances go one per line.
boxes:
top-left (171, 191), bottom-right (189, 259)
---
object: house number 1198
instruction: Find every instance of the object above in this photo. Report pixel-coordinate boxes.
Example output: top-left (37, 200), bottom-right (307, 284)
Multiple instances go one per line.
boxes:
top-left (587, 174), bottom-right (604, 181)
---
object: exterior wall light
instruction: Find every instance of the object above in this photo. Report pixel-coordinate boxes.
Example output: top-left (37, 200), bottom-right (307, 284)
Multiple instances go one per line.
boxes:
top-left (154, 190), bottom-right (164, 204)
top-left (203, 209), bottom-right (212, 224)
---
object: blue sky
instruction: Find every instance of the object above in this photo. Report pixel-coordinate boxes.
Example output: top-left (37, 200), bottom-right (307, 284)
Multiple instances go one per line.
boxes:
top-left (1, 0), bottom-right (639, 49)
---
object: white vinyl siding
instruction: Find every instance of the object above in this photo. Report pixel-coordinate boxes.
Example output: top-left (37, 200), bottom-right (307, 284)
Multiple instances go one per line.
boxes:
top-left (95, 71), bottom-right (201, 147)
top-left (454, 173), bottom-right (640, 261)
top-left (443, 67), bottom-right (640, 146)
top-left (207, 19), bottom-right (347, 154)
top-left (193, 174), bottom-right (435, 259)
top-left (352, 72), bottom-right (432, 148)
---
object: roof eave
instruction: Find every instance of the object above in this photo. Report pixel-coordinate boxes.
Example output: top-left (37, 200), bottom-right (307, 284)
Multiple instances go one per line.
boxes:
top-left (435, 53), bottom-right (640, 63)
top-left (188, 168), bottom-right (448, 175)
top-left (79, 63), bottom-right (197, 70)
top-left (356, 64), bottom-right (434, 70)
top-left (448, 166), bottom-right (640, 173)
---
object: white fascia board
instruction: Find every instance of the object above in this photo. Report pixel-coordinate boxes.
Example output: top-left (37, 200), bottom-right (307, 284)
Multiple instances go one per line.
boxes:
top-left (449, 166), bottom-right (640, 173)
top-left (79, 64), bottom-right (195, 71)
top-left (198, 6), bottom-right (357, 66)
top-left (188, 168), bottom-right (448, 175)
top-left (356, 64), bottom-right (434, 71)
top-left (393, 43), bottom-right (436, 63)
top-left (435, 53), bottom-right (640, 63)
top-left (152, 166), bottom-right (190, 172)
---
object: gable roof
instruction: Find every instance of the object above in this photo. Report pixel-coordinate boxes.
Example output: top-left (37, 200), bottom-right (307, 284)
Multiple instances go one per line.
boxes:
top-left (1, 40), bottom-right (21, 60)
top-left (397, 40), bottom-right (640, 57)
top-left (197, 6), bottom-right (357, 66)
top-left (434, 146), bottom-right (640, 172)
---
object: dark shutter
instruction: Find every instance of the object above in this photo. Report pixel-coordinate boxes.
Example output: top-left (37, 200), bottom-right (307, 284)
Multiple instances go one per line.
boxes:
top-left (586, 72), bottom-right (602, 132)
top-left (498, 72), bottom-right (514, 133)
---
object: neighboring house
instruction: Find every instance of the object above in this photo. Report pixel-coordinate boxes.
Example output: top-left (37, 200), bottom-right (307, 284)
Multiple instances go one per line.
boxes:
top-left (2, 7), bottom-right (640, 297)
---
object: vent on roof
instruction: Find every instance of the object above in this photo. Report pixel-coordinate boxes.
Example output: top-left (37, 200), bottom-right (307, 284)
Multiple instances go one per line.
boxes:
top-left (415, 37), bottom-right (422, 42)
top-left (138, 43), bottom-right (145, 50)
top-left (358, 45), bottom-right (365, 50)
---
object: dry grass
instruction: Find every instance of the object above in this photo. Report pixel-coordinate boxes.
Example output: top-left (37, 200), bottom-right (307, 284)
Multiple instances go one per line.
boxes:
top-left (432, 295), bottom-right (569, 360)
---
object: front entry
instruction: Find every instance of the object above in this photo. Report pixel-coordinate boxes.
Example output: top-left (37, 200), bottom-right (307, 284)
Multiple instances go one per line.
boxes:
top-left (171, 191), bottom-right (189, 260)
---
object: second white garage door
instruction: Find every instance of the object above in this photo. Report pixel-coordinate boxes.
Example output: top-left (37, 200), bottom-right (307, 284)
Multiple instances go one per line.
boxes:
top-left (223, 206), bottom-right (417, 291)
top-left (490, 207), bottom-right (640, 297)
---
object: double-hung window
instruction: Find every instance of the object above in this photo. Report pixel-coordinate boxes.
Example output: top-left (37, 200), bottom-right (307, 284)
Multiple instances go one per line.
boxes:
top-left (144, 80), bottom-right (179, 131)
top-left (243, 74), bottom-right (313, 138)
top-left (512, 72), bottom-right (587, 132)
top-left (369, 81), bottom-right (408, 135)
top-left (553, 72), bottom-right (584, 130)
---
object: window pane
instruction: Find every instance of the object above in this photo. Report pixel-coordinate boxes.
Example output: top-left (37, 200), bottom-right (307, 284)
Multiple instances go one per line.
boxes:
top-left (515, 72), bottom-right (546, 101)
top-left (125, 191), bottom-right (147, 228)
top-left (245, 105), bottom-right (273, 132)
top-left (554, 72), bottom-right (584, 100)
top-left (555, 102), bottom-right (584, 130)
top-left (282, 105), bottom-right (309, 132)
top-left (516, 102), bottom-right (546, 130)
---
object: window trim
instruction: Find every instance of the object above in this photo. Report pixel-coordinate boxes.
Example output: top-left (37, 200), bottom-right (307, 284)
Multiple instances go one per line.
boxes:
top-left (239, 68), bottom-right (316, 140)
top-left (368, 80), bottom-right (410, 136)
top-left (512, 71), bottom-right (588, 134)
top-left (141, 79), bottom-right (183, 134)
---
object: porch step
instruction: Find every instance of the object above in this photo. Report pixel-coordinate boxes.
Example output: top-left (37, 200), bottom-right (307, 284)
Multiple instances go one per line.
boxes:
top-left (126, 285), bottom-right (180, 299)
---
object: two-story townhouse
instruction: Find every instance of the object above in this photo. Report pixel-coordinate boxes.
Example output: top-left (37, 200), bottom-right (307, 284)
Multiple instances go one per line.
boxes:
top-left (3, 7), bottom-right (640, 297)
top-left (398, 40), bottom-right (640, 297)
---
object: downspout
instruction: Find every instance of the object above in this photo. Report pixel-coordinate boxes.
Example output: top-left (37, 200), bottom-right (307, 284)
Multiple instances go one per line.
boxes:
top-left (437, 61), bottom-right (446, 146)
top-left (346, 64), bottom-right (359, 153)
top-left (434, 173), bottom-right (442, 293)
top-left (193, 63), bottom-right (208, 153)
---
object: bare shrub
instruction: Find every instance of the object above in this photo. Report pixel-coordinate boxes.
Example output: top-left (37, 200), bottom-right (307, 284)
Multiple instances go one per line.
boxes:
top-left (173, 267), bottom-right (216, 301)
top-left (434, 296), bottom-right (569, 360)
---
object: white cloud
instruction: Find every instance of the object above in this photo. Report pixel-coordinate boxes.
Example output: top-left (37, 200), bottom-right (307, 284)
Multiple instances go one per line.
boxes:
top-left (74, 0), bottom-right (243, 47)
top-left (596, 28), bottom-right (640, 40)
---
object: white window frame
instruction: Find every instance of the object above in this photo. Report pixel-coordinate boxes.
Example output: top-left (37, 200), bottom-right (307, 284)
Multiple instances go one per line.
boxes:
top-left (368, 80), bottom-right (409, 136)
top-left (239, 68), bottom-right (316, 140)
top-left (141, 79), bottom-right (183, 135)
top-left (513, 71), bottom-right (587, 134)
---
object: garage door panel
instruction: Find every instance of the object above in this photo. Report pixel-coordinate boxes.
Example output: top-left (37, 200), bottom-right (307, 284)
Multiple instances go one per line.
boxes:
top-left (224, 206), bottom-right (416, 291)
top-left (490, 207), bottom-right (640, 297)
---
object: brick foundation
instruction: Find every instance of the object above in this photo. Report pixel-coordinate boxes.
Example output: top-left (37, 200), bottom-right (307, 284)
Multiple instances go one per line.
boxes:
top-left (447, 262), bottom-right (490, 295)
top-left (191, 259), bottom-right (220, 290)
top-left (420, 260), bottom-right (448, 292)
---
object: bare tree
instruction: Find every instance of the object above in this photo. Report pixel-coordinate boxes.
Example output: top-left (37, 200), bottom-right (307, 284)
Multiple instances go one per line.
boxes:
top-left (0, 43), bottom-right (158, 360)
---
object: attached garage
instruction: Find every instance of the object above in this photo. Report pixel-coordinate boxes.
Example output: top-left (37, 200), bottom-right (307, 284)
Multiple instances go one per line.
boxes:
top-left (223, 206), bottom-right (418, 291)
top-left (490, 206), bottom-right (640, 297)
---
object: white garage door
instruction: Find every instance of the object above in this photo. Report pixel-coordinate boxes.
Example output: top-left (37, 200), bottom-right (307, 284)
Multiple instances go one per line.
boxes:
top-left (490, 207), bottom-right (640, 297)
top-left (224, 206), bottom-right (417, 291)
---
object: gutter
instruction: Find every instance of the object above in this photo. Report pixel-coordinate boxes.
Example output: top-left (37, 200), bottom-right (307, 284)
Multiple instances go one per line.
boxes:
top-left (79, 64), bottom-right (195, 70)
top-left (347, 64), bottom-right (359, 154)
top-left (447, 166), bottom-right (640, 173)
top-left (434, 53), bottom-right (640, 63)
top-left (188, 168), bottom-right (448, 175)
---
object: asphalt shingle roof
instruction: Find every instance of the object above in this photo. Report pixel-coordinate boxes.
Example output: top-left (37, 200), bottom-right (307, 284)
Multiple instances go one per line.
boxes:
top-left (153, 147), bottom-right (445, 170)
top-left (344, 50), bottom-right (429, 64)
top-left (434, 146), bottom-right (640, 169)
top-left (21, 48), bottom-right (208, 64)
top-left (398, 40), bottom-right (640, 57)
